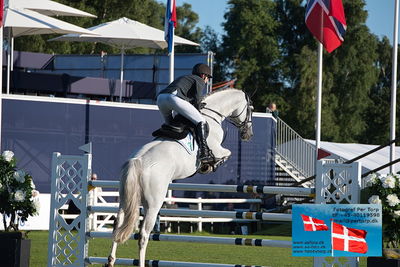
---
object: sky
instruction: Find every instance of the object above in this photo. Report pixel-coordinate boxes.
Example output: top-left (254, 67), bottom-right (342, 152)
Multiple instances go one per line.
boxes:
top-left (173, 0), bottom-right (396, 43)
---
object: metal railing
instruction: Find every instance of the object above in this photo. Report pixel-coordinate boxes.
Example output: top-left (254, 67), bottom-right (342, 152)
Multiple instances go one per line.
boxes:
top-left (275, 117), bottom-right (316, 179)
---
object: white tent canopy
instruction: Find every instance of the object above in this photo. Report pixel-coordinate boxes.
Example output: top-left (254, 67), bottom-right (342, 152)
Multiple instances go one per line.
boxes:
top-left (306, 139), bottom-right (400, 174)
top-left (50, 17), bottom-right (199, 101)
top-left (10, 0), bottom-right (96, 17)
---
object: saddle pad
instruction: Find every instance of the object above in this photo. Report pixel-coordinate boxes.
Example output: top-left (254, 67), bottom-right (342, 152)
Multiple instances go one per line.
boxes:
top-left (176, 132), bottom-right (198, 155)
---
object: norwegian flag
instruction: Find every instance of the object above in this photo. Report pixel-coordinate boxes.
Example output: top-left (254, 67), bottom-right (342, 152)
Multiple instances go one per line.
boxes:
top-left (0, 0), bottom-right (3, 27)
top-left (301, 214), bottom-right (329, 231)
top-left (305, 0), bottom-right (347, 53)
top-left (164, 0), bottom-right (177, 54)
top-left (332, 222), bottom-right (368, 254)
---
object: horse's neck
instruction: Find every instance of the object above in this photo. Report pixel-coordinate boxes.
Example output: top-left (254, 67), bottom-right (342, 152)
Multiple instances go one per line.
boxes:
top-left (203, 90), bottom-right (242, 117)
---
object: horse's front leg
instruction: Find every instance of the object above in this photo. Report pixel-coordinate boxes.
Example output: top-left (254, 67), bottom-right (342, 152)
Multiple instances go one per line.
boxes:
top-left (138, 207), bottom-right (160, 267)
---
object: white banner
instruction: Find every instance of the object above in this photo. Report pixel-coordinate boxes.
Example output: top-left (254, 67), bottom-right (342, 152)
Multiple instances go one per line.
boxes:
top-left (0, 194), bottom-right (51, 230)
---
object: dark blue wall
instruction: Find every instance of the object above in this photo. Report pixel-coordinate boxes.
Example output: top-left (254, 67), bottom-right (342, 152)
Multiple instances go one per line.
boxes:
top-left (2, 97), bottom-right (275, 193)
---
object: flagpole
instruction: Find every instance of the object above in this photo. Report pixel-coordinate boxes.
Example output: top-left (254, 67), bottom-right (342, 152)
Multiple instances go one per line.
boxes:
top-left (390, 0), bottom-right (399, 173)
top-left (0, 26), bottom-right (3, 152)
top-left (119, 47), bottom-right (125, 102)
top-left (6, 28), bottom-right (10, 94)
top-left (315, 42), bottom-right (323, 175)
top-left (331, 219), bottom-right (334, 257)
top-left (169, 27), bottom-right (175, 84)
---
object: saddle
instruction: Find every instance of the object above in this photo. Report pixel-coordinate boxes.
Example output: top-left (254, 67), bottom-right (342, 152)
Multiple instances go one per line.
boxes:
top-left (152, 115), bottom-right (195, 140)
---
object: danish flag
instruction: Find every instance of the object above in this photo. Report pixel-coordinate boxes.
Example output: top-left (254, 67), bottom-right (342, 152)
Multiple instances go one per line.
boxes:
top-left (305, 0), bottom-right (347, 53)
top-left (332, 222), bottom-right (368, 254)
top-left (301, 214), bottom-right (329, 231)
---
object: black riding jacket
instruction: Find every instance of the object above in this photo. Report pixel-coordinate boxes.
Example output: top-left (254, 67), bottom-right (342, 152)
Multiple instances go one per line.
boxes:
top-left (158, 74), bottom-right (205, 109)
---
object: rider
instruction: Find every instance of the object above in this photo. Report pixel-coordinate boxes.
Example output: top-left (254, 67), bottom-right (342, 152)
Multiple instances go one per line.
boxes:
top-left (156, 63), bottom-right (213, 163)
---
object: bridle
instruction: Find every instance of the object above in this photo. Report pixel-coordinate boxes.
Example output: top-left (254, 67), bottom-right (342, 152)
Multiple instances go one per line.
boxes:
top-left (201, 94), bottom-right (253, 131)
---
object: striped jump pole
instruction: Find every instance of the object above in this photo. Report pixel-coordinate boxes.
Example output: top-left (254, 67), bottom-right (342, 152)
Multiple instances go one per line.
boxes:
top-left (89, 180), bottom-right (314, 196)
top-left (88, 231), bottom-right (291, 248)
top-left (87, 206), bottom-right (292, 222)
top-left (86, 257), bottom-right (267, 267)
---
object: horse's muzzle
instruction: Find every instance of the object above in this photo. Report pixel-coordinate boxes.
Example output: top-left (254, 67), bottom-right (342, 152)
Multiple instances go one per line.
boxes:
top-left (240, 126), bottom-right (253, 141)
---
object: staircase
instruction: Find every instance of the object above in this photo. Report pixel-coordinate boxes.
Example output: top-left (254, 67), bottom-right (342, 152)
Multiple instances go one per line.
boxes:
top-left (274, 117), bottom-right (316, 188)
top-left (275, 154), bottom-right (307, 183)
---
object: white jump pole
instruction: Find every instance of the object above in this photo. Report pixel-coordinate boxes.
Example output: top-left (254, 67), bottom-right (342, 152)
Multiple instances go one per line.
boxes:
top-left (88, 231), bottom-right (292, 248)
top-left (89, 180), bottom-right (315, 196)
top-left (87, 206), bottom-right (292, 222)
top-left (87, 257), bottom-right (265, 267)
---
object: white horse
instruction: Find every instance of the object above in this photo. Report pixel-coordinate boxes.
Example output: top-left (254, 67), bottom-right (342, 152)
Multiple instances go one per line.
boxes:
top-left (105, 88), bottom-right (254, 267)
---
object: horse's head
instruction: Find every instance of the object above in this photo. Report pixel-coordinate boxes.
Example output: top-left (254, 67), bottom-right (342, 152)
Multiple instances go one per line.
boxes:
top-left (228, 93), bottom-right (254, 141)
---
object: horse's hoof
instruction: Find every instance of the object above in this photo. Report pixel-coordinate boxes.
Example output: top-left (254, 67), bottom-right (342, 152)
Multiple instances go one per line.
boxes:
top-left (104, 255), bottom-right (115, 267)
top-left (199, 164), bottom-right (213, 174)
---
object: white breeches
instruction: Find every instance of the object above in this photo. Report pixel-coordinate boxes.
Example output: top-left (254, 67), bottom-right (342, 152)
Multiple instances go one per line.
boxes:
top-left (157, 93), bottom-right (205, 125)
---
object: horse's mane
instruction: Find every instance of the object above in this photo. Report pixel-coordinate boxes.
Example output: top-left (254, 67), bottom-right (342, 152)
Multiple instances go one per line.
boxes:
top-left (200, 87), bottom-right (243, 103)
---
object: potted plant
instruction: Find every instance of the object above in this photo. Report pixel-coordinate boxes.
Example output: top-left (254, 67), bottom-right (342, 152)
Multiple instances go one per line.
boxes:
top-left (0, 150), bottom-right (40, 267)
top-left (363, 173), bottom-right (400, 266)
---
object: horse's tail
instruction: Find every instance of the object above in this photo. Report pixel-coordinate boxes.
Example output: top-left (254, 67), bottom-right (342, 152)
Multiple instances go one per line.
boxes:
top-left (113, 158), bottom-right (142, 244)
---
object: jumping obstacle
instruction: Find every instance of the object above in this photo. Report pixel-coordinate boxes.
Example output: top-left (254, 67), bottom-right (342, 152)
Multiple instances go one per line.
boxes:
top-left (47, 149), bottom-right (362, 267)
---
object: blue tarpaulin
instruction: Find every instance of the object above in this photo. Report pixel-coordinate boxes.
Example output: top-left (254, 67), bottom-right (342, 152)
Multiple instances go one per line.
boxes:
top-left (2, 96), bottom-right (275, 193)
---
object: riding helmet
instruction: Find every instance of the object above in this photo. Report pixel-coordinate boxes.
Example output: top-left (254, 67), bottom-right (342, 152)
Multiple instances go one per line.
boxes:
top-left (192, 63), bottom-right (213, 78)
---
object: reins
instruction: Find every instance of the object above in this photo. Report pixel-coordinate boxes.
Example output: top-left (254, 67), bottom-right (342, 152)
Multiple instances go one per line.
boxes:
top-left (200, 94), bottom-right (253, 129)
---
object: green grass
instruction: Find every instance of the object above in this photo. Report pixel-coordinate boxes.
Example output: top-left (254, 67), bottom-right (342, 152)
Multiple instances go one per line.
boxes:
top-left (29, 224), bottom-right (368, 267)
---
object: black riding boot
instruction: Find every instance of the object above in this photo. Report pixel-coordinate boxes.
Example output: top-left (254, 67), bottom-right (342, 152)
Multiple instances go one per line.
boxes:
top-left (195, 122), bottom-right (213, 163)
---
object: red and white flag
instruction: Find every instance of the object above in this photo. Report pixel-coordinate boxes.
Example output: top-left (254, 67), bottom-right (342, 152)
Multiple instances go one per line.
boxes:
top-left (305, 0), bottom-right (347, 53)
top-left (0, 0), bottom-right (4, 27)
top-left (332, 222), bottom-right (368, 254)
top-left (301, 214), bottom-right (329, 231)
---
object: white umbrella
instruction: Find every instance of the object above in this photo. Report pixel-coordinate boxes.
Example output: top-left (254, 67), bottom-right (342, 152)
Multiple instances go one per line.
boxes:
top-left (49, 17), bottom-right (199, 101)
top-left (11, 0), bottom-right (96, 17)
top-left (4, 7), bottom-right (95, 37)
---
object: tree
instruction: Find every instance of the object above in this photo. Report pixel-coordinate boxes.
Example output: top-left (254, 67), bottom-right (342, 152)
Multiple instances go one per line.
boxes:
top-left (362, 37), bottom-right (393, 145)
top-left (220, 0), bottom-right (281, 109)
top-left (323, 0), bottom-right (378, 142)
top-left (200, 26), bottom-right (224, 83)
top-left (174, 3), bottom-right (202, 53)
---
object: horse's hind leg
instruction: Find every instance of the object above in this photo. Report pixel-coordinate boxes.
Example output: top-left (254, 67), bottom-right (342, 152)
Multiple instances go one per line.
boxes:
top-left (104, 242), bottom-right (117, 267)
top-left (138, 206), bottom-right (161, 267)
top-left (105, 209), bottom-right (124, 267)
